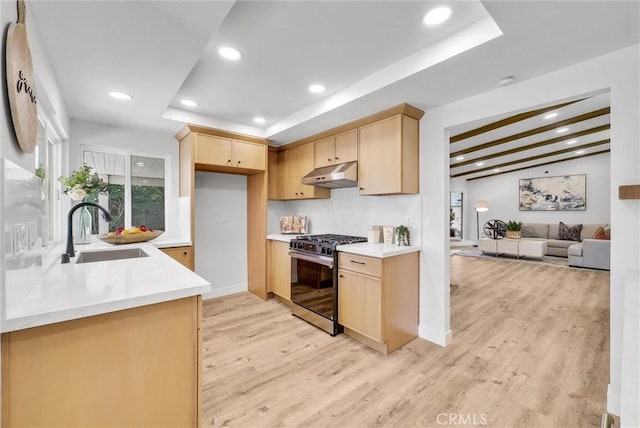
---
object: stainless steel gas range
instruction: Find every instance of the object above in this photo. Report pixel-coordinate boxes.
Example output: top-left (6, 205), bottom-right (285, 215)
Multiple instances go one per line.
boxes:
top-left (289, 234), bottom-right (367, 335)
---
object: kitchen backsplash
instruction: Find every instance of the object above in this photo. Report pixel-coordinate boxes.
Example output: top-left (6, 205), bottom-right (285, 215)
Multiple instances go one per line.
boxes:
top-left (268, 187), bottom-right (421, 244)
top-left (2, 159), bottom-right (46, 316)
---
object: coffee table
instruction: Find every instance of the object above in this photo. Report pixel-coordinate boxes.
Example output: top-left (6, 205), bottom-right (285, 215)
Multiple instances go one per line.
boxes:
top-left (479, 238), bottom-right (546, 260)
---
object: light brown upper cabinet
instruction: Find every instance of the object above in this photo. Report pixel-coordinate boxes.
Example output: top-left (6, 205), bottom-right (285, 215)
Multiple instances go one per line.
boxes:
top-left (314, 129), bottom-right (358, 168)
top-left (267, 104), bottom-right (423, 200)
top-left (286, 143), bottom-right (330, 200)
top-left (268, 151), bottom-right (283, 200)
top-left (196, 135), bottom-right (265, 172)
top-left (358, 114), bottom-right (419, 195)
top-left (176, 124), bottom-right (269, 300)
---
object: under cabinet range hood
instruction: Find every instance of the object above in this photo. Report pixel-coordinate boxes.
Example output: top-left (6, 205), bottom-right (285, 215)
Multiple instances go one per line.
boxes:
top-left (301, 161), bottom-right (358, 189)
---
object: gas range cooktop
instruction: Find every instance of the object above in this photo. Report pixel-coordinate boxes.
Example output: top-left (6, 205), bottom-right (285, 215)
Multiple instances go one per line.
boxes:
top-left (290, 234), bottom-right (367, 256)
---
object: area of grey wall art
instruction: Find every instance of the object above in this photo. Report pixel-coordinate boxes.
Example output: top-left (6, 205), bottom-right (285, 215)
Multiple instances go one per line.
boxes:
top-left (519, 174), bottom-right (586, 211)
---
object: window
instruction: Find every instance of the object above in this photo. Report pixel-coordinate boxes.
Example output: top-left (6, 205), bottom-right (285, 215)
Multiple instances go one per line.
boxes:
top-left (131, 155), bottom-right (165, 231)
top-left (35, 114), bottom-right (62, 246)
top-left (82, 148), bottom-right (167, 233)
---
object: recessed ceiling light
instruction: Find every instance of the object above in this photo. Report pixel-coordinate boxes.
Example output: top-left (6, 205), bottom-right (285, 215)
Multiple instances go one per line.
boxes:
top-left (136, 162), bottom-right (144, 167)
top-left (556, 127), bottom-right (569, 133)
top-left (218, 46), bottom-right (242, 61)
top-left (476, 162), bottom-right (484, 167)
top-left (544, 112), bottom-right (558, 120)
top-left (108, 91), bottom-right (132, 100)
top-left (498, 76), bottom-right (517, 87)
top-left (309, 84), bottom-right (326, 94)
top-left (253, 117), bottom-right (266, 124)
top-left (455, 156), bottom-right (464, 161)
top-left (565, 139), bottom-right (577, 145)
top-left (423, 7), bottom-right (451, 26)
top-left (180, 99), bottom-right (198, 108)
top-left (576, 150), bottom-right (585, 155)
top-left (493, 168), bottom-right (500, 172)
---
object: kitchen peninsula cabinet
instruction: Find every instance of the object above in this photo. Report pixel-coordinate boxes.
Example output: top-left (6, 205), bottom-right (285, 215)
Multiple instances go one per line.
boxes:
top-left (267, 240), bottom-right (291, 300)
top-left (196, 134), bottom-right (265, 172)
top-left (313, 128), bottom-right (358, 168)
top-left (358, 114), bottom-right (419, 195)
top-left (338, 251), bottom-right (418, 354)
top-left (2, 296), bottom-right (202, 427)
top-left (162, 246), bottom-right (194, 270)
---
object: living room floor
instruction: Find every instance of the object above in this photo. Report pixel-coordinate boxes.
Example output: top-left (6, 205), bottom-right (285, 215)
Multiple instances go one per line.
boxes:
top-left (201, 256), bottom-right (609, 427)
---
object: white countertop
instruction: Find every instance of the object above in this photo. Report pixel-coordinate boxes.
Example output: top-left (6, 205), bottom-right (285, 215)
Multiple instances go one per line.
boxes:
top-left (336, 242), bottom-right (421, 258)
top-left (151, 236), bottom-right (192, 248)
top-left (2, 242), bottom-right (210, 333)
top-left (267, 233), bottom-right (301, 243)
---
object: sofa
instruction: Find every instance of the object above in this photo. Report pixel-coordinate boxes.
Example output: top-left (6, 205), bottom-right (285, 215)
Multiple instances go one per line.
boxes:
top-left (568, 239), bottom-right (611, 270)
top-left (519, 222), bottom-right (609, 257)
top-left (479, 222), bottom-right (611, 269)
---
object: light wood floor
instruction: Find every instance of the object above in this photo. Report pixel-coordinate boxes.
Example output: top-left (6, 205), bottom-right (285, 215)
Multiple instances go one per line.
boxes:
top-left (202, 256), bottom-right (609, 427)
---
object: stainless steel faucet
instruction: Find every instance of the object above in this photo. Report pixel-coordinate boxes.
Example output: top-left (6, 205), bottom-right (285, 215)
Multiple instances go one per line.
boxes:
top-left (62, 202), bottom-right (112, 262)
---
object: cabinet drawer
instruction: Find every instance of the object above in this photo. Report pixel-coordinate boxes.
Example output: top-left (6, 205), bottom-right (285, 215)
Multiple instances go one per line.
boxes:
top-left (338, 253), bottom-right (381, 277)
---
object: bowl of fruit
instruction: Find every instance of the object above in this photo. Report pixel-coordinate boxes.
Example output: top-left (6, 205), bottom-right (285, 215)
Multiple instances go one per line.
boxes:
top-left (97, 225), bottom-right (163, 245)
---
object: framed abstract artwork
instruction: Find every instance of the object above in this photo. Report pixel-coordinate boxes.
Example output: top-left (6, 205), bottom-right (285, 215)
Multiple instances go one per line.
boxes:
top-left (519, 174), bottom-right (586, 211)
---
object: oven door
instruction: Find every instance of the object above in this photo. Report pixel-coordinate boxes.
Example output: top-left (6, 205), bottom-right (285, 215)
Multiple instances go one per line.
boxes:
top-left (289, 251), bottom-right (336, 320)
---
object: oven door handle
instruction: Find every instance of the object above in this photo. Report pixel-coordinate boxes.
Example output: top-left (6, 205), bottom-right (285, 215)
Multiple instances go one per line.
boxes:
top-left (289, 251), bottom-right (334, 268)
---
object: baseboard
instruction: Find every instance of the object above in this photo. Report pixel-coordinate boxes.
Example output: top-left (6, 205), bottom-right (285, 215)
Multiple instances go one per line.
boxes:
top-left (607, 383), bottom-right (621, 416)
top-left (202, 282), bottom-right (248, 300)
top-left (419, 324), bottom-right (452, 347)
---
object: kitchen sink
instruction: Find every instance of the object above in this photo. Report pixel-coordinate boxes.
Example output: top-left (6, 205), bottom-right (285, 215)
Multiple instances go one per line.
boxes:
top-left (75, 248), bottom-right (149, 264)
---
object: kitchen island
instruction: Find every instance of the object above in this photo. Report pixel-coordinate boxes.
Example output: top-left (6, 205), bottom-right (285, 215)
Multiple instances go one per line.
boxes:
top-left (2, 242), bottom-right (210, 427)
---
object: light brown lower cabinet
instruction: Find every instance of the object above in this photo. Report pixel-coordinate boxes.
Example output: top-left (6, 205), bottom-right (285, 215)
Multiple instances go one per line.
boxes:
top-left (267, 240), bottom-right (291, 300)
top-left (338, 251), bottom-right (419, 354)
top-left (162, 246), bottom-right (194, 270)
top-left (1, 296), bottom-right (202, 427)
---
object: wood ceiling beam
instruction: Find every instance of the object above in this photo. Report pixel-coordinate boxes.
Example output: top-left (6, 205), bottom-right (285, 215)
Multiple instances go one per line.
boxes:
top-left (451, 139), bottom-right (610, 178)
top-left (449, 98), bottom-right (586, 143)
top-left (465, 150), bottom-right (610, 181)
top-left (450, 124), bottom-right (610, 168)
top-left (450, 107), bottom-right (610, 157)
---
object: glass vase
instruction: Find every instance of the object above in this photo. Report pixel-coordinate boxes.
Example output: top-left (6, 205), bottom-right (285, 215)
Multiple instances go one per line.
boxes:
top-left (74, 204), bottom-right (93, 245)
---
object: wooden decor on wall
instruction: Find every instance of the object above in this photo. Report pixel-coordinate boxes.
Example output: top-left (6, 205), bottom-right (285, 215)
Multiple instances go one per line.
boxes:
top-left (619, 185), bottom-right (640, 200)
top-left (6, 0), bottom-right (38, 153)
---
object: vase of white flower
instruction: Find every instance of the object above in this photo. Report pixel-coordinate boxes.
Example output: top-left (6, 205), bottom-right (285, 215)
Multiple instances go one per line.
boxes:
top-left (59, 164), bottom-right (107, 244)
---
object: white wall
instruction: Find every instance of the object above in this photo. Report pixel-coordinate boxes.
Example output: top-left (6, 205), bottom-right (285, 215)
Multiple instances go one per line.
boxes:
top-left (420, 45), bottom-right (639, 421)
top-left (461, 153), bottom-right (610, 240)
top-left (268, 188), bottom-right (421, 244)
top-left (195, 172), bottom-right (248, 298)
top-left (0, 1), bottom-right (70, 415)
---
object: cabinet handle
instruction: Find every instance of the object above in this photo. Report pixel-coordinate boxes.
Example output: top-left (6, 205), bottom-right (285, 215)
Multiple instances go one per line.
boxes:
top-left (328, 158), bottom-right (332, 162)
top-left (335, 156), bottom-right (339, 160)
top-left (339, 274), bottom-right (344, 278)
top-left (350, 260), bottom-right (365, 265)
top-left (183, 251), bottom-right (187, 256)
top-left (359, 187), bottom-right (364, 190)
top-left (237, 160), bottom-right (241, 164)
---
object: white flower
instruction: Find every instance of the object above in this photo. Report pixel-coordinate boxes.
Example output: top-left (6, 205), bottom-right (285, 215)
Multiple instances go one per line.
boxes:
top-left (68, 185), bottom-right (88, 201)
